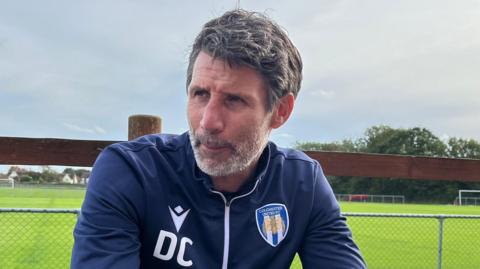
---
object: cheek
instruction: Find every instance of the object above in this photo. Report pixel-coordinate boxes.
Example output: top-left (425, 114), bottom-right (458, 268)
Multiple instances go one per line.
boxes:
top-left (237, 118), bottom-right (265, 137)
top-left (187, 103), bottom-right (199, 129)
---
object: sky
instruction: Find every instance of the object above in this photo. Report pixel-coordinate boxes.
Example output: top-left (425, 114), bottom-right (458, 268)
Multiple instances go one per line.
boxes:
top-left (1, 0), bottom-right (479, 173)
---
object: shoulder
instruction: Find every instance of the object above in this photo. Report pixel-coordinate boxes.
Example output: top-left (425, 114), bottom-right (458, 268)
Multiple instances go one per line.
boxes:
top-left (108, 133), bottom-right (188, 154)
top-left (88, 133), bottom-right (192, 194)
top-left (94, 132), bottom-right (191, 173)
top-left (103, 133), bottom-right (189, 160)
top-left (266, 142), bottom-right (328, 191)
top-left (268, 142), bottom-right (320, 172)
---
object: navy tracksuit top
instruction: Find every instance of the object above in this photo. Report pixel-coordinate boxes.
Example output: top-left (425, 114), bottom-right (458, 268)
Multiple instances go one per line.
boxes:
top-left (71, 132), bottom-right (366, 269)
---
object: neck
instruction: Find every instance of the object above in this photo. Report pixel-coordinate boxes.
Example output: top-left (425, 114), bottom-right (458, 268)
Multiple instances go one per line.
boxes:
top-left (211, 156), bottom-right (259, 193)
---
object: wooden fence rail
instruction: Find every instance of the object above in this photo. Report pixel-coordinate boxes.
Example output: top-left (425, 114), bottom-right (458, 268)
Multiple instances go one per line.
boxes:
top-left (1, 115), bottom-right (479, 182)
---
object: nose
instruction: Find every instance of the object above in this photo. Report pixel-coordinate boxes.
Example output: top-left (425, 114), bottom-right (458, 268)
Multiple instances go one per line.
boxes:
top-left (200, 99), bottom-right (224, 134)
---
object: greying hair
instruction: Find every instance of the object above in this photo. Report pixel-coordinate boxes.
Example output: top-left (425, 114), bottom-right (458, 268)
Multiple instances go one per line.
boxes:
top-left (186, 9), bottom-right (303, 111)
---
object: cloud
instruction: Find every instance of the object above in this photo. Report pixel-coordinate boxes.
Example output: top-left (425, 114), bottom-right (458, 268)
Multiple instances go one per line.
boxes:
top-left (275, 133), bottom-right (294, 138)
top-left (271, 132), bottom-right (297, 147)
top-left (1, 0), bottom-right (479, 145)
top-left (94, 126), bottom-right (106, 134)
top-left (63, 123), bottom-right (106, 135)
top-left (309, 89), bottom-right (334, 98)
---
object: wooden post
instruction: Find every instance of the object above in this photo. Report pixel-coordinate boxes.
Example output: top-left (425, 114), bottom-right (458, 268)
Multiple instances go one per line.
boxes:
top-left (128, 115), bottom-right (162, 141)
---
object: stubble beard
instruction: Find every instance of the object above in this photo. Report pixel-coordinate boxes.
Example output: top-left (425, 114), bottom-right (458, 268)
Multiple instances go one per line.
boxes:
top-left (189, 126), bottom-right (270, 177)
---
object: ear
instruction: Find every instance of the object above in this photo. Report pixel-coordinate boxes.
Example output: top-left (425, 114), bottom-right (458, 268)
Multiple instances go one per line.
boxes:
top-left (270, 93), bottom-right (295, 129)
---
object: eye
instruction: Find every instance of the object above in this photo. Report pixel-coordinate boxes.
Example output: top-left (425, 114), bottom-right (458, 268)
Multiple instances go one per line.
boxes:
top-left (190, 88), bottom-right (209, 99)
top-left (225, 94), bottom-right (246, 105)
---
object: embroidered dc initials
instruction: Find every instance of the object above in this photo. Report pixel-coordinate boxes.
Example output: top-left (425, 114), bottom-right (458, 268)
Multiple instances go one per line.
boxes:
top-left (153, 206), bottom-right (193, 267)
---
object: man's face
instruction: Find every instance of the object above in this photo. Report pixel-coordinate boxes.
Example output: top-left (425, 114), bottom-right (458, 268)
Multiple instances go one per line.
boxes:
top-left (187, 51), bottom-right (273, 177)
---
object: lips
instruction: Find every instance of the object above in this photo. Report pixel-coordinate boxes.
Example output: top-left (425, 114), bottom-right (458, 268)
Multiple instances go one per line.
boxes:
top-left (194, 133), bottom-right (233, 155)
top-left (200, 143), bottom-right (227, 155)
top-left (200, 139), bottom-right (231, 153)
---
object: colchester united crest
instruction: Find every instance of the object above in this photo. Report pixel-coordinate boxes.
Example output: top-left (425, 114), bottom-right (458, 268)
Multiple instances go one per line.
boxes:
top-left (255, 203), bottom-right (289, 247)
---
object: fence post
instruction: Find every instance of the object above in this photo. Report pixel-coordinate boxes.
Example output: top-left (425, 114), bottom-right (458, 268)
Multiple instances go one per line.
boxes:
top-left (437, 215), bottom-right (445, 269)
top-left (128, 115), bottom-right (162, 141)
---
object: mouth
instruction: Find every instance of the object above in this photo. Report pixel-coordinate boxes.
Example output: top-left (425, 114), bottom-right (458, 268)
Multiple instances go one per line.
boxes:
top-left (200, 143), bottom-right (228, 154)
top-left (194, 134), bottom-right (233, 155)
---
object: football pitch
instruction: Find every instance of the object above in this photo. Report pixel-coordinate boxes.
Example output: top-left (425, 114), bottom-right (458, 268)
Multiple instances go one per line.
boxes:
top-left (1, 188), bottom-right (480, 269)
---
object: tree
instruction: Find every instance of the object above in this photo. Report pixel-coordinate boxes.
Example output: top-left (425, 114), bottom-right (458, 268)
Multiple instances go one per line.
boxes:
top-left (63, 168), bottom-right (75, 177)
top-left (447, 138), bottom-right (480, 159)
top-left (361, 126), bottom-right (446, 157)
top-left (294, 139), bottom-right (360, 152)
top-left (39, 166), bottom-right (61, 183)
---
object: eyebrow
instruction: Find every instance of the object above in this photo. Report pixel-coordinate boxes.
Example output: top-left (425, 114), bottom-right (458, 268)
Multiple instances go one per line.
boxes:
top-left (188, 85), bottom-right (256, 105)
top-left (225, 91), bottom-right (251, 101)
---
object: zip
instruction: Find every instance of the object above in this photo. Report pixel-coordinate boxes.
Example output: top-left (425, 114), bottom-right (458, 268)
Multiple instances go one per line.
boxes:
top-left (210, 179), bottom-right (261, 269)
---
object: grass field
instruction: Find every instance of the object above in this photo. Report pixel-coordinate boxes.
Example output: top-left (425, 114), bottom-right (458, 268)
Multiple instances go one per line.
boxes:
top-left (1, 188), bottom-right (480, 268)
top-left (0, 188), bottom-right (85, 208)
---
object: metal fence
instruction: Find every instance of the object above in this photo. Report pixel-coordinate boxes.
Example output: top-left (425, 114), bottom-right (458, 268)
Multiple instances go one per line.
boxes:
top-left (0, 208), bottom-right (79, 269)
top-left (336, 194), bottom-right (406, 203)
top-left (1, 209), bottom-right (479, 269)
top-left (343, 213), bottom-right (480, 269)
top-left (1, 183), bottom-right (87, 190)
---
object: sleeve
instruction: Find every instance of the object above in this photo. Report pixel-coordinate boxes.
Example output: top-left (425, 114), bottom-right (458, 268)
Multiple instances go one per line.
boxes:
top-left (298, 164), bottom-right (367, 269)
top-left (70, 146), bottom-right (145, 269)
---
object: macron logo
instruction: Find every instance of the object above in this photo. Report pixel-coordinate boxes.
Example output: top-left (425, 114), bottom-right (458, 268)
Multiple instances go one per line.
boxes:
top-left (169, 205), bottom-right (190, 232)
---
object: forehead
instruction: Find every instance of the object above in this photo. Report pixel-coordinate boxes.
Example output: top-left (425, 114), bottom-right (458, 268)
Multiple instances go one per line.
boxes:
top-left (190, 52), bottom-right (267, 97)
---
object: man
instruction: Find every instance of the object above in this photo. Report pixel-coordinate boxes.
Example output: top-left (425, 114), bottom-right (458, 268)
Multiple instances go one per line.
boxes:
top-left (71, 9), bottom-right (366, 269)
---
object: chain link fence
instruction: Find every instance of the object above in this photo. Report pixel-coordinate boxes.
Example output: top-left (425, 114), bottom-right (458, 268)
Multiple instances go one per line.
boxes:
top-left (1, 209), bottom-right (479, 268)
top-left (345, 213), bottom-right (480, 269)
top-left (0, 208), bottom-right (79, 269)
